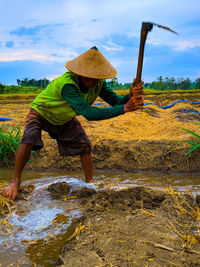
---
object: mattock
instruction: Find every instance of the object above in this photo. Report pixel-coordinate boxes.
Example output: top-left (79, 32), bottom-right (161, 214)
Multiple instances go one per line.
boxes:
top-left (136, 22), bottom-right (178, 85)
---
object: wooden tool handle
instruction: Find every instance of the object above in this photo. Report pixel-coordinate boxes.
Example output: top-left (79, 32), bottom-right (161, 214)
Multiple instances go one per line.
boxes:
top-left (136, 29), bottom-right (149, 85)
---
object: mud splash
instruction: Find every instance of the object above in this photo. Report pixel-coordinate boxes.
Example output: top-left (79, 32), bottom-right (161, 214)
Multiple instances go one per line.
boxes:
top-left (0, 178), bottom-right (87, 267)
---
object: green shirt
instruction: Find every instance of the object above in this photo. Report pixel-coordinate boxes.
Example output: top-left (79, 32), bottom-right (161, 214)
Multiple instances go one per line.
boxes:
top-left (61, 81), bottom-right (129, 121)
top-left (31, 71), bottom-right (129, 125)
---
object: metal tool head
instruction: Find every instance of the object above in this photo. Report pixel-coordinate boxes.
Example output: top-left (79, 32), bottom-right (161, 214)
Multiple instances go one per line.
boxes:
top-left (142, 21), bottom-right (178, 35)
top-left (141, 22), bottom-right (153, 32)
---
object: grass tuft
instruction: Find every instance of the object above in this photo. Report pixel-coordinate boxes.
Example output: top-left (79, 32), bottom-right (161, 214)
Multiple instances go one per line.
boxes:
top-left (0, 126), bottom-right (22, 164)
top-left (178, 122), bottom-right (200, 157)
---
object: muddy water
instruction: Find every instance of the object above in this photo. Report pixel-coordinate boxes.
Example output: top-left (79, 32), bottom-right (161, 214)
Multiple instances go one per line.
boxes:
top-left (0, 168), bottom-right (200, 266)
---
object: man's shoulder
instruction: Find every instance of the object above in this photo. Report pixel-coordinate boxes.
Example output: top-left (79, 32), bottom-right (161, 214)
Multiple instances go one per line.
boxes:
top-left (61, 71), bottom-right (79, 82)
top-left (53, 71), bottom-right (79, 89)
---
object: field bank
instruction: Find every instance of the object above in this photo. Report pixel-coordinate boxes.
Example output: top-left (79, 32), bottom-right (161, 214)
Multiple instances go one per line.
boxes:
top-left (1, 92), bottom-right (200, 172)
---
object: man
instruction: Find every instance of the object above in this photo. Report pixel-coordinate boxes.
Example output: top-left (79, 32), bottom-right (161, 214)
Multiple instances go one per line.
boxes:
top-left (3, 46), bottom-right (144, 200)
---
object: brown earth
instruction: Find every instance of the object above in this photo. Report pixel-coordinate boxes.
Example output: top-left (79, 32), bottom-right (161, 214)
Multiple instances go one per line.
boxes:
top-left (55, 185), bottom-right (200, 267)
top-left (1, 181), bottom-right (200, 266)
top-left (1, 93), bottom-right (200, 173)
top-left (1, 93), bottom-right (200, 267)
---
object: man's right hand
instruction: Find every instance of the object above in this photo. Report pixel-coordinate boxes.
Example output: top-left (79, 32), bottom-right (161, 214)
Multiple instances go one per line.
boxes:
top-left (124, 94), bottom-right (144, 113)
top-left (3, 178), bottom-right (20, 200)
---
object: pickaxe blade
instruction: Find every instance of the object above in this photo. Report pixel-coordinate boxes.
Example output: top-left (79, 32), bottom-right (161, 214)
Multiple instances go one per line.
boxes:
top-left (150, 22), bottom-right (178, 35)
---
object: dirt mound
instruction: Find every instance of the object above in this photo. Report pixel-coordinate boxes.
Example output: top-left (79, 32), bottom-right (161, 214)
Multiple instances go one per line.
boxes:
top-left (57, 186), bottom-right (200, 267)
top-left (74, 187), bottom-right (166, 211)
top-left (47, 182), bottom-right (70, 197)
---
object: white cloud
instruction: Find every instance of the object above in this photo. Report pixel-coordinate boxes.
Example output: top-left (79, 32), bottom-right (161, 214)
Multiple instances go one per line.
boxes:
top-left (0, 53), bottom-right (46, 62)
top-left (147, 36), bottom-right (200, 51)
top-left (1, 0), bottom-right (199, 53)
top-left (103, 41), bottom-right (123, 51)
top-left (0, 49), bottom-right (78, 63)
top-left (0, 0), bottom-right (200, 83)
top-left (173, 40), bottom-right (200, 51)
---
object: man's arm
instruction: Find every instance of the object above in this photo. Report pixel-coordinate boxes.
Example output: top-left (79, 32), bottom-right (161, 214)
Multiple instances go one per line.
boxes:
top-left (99, 81), bottom-right (129, 106)
top-left (61, 84), bottom-right (125, 121)
top-left (100, 80), bottom-right (144, 106)
top-left (61, 81), bottom-right (144, 121)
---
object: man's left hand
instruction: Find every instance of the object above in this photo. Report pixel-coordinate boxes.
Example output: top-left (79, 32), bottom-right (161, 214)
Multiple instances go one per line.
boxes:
top-left (129, 78), bottom-right (144, 97)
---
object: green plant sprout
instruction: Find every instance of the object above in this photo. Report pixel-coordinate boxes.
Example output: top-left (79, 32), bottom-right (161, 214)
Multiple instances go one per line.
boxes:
top-left (180, 122), bottom-right (200, 157)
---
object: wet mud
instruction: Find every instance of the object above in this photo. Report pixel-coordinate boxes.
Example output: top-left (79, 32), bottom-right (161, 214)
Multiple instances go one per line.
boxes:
top-left (1, 180), bottom-right (200, 266)
top-left (57, 186), bottom-right (200, 267)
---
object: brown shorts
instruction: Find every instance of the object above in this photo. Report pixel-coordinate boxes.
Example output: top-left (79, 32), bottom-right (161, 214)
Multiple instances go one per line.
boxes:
top-left (21, 108), bottom-right (92, 156)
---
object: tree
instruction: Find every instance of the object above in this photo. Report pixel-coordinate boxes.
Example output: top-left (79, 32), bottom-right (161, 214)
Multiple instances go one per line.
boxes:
top-left (164, 77), bottom-right (177, 90)
top-left (21, 78), bottom-right (29, 86)
top-left (43, 78), bottom-right (50, 88)
top-left (177, 77), bottom-right (191, 90)
top-left (16, 79), bottom-right (21, 86)
top-left (151, 76), bottom-right (166, 90)
top-left (144, 83), bottom-right (152, 88)
top-left (27, 79), bottom-right (36, 87)
top-left (15, 78), bottom-right (50, 88)
top-left (0, 83), bottom-right (5, 93)
top-left (123, 83), bottom-right (131, 89)
top-left (110, 77), bottom-right (118, 89)
top-left (195, 78), bottom-right (200, 89)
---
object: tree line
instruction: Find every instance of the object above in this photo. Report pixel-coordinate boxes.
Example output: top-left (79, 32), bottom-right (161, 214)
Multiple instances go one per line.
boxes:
top-left (16, 78), bottom-right (50, 88)
top-left (0, 76), bottom-right (200, 92)
top-left (144, 76), bottom-right (200, 90)
top-left (11, 76), bottom-right (200, 90)
top-left (108, 76), bottom-right (200, 90)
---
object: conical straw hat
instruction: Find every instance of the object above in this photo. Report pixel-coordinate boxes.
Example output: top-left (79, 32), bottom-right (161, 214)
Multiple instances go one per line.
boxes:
top-left (65, 46), bottom-right (117, 79)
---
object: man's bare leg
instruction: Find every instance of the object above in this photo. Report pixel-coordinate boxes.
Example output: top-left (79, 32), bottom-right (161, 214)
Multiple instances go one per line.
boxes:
top-left (80, 152), bottom-right (93, 183)
top-left (14, 143), bottom-right (32, 181)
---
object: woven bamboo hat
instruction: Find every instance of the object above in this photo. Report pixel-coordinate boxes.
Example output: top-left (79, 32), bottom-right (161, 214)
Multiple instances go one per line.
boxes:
top-left (65, 46), bottom-right (117, 79)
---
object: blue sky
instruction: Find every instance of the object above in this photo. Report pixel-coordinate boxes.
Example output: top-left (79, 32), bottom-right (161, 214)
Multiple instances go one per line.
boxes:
top-left (0, 0), bottom-right (200, 85)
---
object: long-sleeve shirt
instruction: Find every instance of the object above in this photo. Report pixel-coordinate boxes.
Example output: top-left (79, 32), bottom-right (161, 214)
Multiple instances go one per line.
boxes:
top-left (61, 81), bottom-right (129, 121)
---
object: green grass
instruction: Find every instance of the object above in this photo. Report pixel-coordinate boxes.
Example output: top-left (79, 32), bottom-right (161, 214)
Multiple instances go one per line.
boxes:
top-left (143, 88), bottom-right (200, 95)
top-left (0, 93), bottom-right (38, 100)
top-left (0, 126), bottom-right (22, 164)
top-left (180, 123), bottom-right (200, 157)
top-left (115, 88), bottom-right (200, 96)
top-left (1, 85), bottom-right (43, 94)
top-left (0, 87), bottom-right (199, 98)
